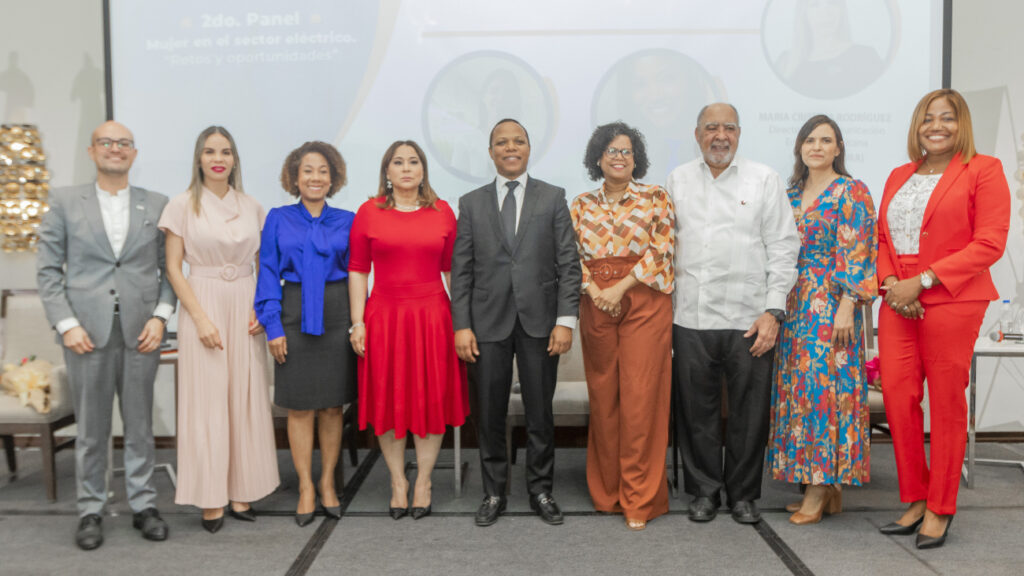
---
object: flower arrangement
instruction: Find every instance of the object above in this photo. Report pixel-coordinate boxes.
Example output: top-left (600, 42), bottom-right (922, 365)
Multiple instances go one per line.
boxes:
top-left (1, 355), bottom-right (53, 413)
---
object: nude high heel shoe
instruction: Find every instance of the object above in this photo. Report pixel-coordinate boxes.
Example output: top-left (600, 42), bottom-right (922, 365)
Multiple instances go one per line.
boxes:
top-left (789, 486), bottom-right (842, 525)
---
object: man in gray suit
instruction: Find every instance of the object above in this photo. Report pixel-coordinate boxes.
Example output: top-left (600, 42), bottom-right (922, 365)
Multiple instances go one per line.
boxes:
top-left (37, 121), bottom-right (176, 550)
top-left (451, 118), bottom-right (581, 527)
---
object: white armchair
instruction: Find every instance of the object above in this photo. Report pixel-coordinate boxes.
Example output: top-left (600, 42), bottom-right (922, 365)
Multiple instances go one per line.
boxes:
top-left (0, 289), bottom-right (76, 501)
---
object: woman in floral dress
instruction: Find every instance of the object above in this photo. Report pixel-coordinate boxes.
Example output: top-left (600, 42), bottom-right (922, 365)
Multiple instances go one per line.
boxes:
top-left (768, 114), bottom-right (877, 525)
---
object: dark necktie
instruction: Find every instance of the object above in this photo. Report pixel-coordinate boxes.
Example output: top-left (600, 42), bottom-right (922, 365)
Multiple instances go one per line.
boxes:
top-left (501, 180), bottom-right (519, 246)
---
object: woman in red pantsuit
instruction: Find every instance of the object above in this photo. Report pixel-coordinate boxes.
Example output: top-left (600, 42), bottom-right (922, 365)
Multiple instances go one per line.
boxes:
top-left (877, 89), bottom-right (1010, 549)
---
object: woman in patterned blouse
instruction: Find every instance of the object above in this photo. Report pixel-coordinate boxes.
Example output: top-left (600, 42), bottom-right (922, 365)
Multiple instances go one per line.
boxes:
top-left (767, 115), bottom-right (876, 526)
top-left (570, 122), bottom-right (675, 531)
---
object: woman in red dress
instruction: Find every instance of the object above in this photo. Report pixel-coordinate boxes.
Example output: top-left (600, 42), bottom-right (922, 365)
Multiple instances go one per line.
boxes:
top-left (348, 140), bottom-right (469, 520)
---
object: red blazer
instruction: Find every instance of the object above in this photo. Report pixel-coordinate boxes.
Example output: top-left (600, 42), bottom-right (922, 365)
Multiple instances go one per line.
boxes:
top-left (877, 153), bottom-right (1010, 304)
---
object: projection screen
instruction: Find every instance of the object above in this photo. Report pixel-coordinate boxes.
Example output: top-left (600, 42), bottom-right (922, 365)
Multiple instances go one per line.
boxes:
top-left (110, 0), bottom-right (946, 213)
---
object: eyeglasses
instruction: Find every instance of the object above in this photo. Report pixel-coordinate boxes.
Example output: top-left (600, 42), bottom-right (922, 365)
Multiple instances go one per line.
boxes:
top-left (604, 147), bottom-right (633, 158)
top-left (94, 138), bottom-right (135, 150)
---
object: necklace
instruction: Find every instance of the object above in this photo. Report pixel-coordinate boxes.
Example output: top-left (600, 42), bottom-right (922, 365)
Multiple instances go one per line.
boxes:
top-left (922, 157), bottom-right (948, 175)
top-left (394, 202), bottom-right (420, 212)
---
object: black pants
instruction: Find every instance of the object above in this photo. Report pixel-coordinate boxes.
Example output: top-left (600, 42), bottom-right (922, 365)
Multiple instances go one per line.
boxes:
top-left (469, 319), bottom-right (559, 498)
top-left (672, 325), bottom-right (773, 505)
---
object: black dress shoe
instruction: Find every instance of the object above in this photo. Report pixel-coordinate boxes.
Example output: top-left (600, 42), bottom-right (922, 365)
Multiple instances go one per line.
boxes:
top-left (731, 500), bottom-right (761, 524)
top-left (916, 516), bottom-right (953, 549)
top-left (529, 493), bottom-right (564, 526)
top-left (202, 515), bottom-right (224, 534)
top-left (228, 506), bottom-right (257, 522)
top-left (411, 505), bottom-right (432, 520)
top-left (132, 508), bottom-right (169, 541)
top-left (389, 506), bottom-right (409, 520)
top-left (688, 496), bottom-right (719, 523)
top-left (76, 514), bottom-right (103, 551)
top-left (879, 515), bottom-right (924, 535)
top-left (475, 496), bottom-right (506, 527)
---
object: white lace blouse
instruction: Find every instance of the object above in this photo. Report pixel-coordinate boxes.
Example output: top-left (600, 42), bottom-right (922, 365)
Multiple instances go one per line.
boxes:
top-left (888, 173), bottom-right (941, 255)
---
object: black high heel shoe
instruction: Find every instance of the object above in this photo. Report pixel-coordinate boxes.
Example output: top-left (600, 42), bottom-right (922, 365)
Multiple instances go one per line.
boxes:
top-left (411, 505), bottom-right (432, 520)
top-left (879, 514), bottom-right (924, 535)
top-left (295, 510), bottom-right (316, 527)
top-left (228, 505), bottom-right (257, 522)
top-left (916, 516), bottom-right (953, 549)
top-left (202, 513), bottom-right (225, 533)
top-left (296, 496), bottom-right (318, 527)
top-left (389, 481), bottom-right (410, 520)
top-left (323, 503), bottom-right (341, 520)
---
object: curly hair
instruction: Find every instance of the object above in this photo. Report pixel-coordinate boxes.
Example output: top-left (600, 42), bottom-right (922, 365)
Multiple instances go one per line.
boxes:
top-left (582, 121), bottom-right (650, 181)
top-left (280, 141), bottom-right (347, 197)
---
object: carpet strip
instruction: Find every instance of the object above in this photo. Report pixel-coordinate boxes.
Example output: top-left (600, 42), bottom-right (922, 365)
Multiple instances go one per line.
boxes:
top-left (284, 448), bottom-right (381, 576)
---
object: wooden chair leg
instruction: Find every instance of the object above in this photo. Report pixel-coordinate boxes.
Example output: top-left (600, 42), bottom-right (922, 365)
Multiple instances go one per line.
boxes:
top-left (2, 435), bottom-right (16, 473)
top-left (39, 426), bottom-right (57, 502)
top-left (344, 403), bottom-right (359, 467)
top-left (335, 448), bottom-right (345, 492)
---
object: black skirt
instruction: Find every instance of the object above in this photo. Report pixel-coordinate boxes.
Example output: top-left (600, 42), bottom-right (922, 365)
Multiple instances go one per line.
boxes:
top-left (274, 280), bottom-right (357, 410)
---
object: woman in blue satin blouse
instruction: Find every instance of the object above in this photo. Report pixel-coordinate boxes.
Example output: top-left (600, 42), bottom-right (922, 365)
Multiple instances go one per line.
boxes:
top-left (255, 141), bottom-right (357, 526)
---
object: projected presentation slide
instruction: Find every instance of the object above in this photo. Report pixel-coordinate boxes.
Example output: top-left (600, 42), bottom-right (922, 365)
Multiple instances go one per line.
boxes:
top-left (111, 0), bottom-right (944, 212)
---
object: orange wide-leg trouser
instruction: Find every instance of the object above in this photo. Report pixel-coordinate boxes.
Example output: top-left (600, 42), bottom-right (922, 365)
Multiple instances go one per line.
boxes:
top-left (581, 257), bottom-right (672, 521)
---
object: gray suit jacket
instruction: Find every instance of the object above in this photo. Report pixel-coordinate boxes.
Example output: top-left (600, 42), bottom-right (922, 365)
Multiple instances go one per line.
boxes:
top-left (451, 176), bottom-right (581, 342)
top-left (36, 184), bottom-right (176, 349)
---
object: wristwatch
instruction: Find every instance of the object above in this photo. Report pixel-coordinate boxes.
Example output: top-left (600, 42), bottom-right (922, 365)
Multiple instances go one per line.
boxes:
top-left (150, 315), bottom-right (167, 324)
top-left (919, 272), bottom-right (934, 290)
top-left (766, 309), bottom-right (786, 323)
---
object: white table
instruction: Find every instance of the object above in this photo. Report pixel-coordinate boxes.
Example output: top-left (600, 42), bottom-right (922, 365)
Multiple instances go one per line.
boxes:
top-left (962, 337), bottom-right (1024, 488)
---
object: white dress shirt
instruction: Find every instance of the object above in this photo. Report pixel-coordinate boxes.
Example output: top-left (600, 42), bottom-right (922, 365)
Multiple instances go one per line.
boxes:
top-left (888, 173), bottom-right (940, 255)
top-left (493, 173), bottom-right (576, 331)
top-left (96, 183), bottom-right (131, 257)
top-left (666, 156), bottom-right (800, 331)
top-left (495, 173), bottom-right (528, 232)
top-left (56, 184), bottom-right (173, 335)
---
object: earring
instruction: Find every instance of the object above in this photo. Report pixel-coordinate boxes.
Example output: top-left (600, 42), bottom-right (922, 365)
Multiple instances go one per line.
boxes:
top-left (596, 161), bottom-right (601, 167)
top-left (419, 181), bottom-right (424, 189)
top-left (386, 179), bottom-right (392, 190)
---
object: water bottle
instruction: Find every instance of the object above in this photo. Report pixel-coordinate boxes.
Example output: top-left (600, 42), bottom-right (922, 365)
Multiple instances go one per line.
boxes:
top-left (1014, 305), bottom-right (1024, 335)
top-left (998, 299), bottom-right (1014, 334)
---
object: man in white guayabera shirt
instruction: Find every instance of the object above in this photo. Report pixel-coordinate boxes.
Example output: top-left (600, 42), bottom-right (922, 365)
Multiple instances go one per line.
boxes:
top-left (666, 103), bottom-right (800, 526)
top-left (36, 121), bottom-right (176, 551)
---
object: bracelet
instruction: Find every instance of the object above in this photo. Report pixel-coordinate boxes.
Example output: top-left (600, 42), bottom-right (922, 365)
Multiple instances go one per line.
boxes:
top-left (151, 315), bottom-right (167, 324)
top-left (841, 293), bottom-right (858, 302)
top-left (348, 322), bottom-right (365, 335)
